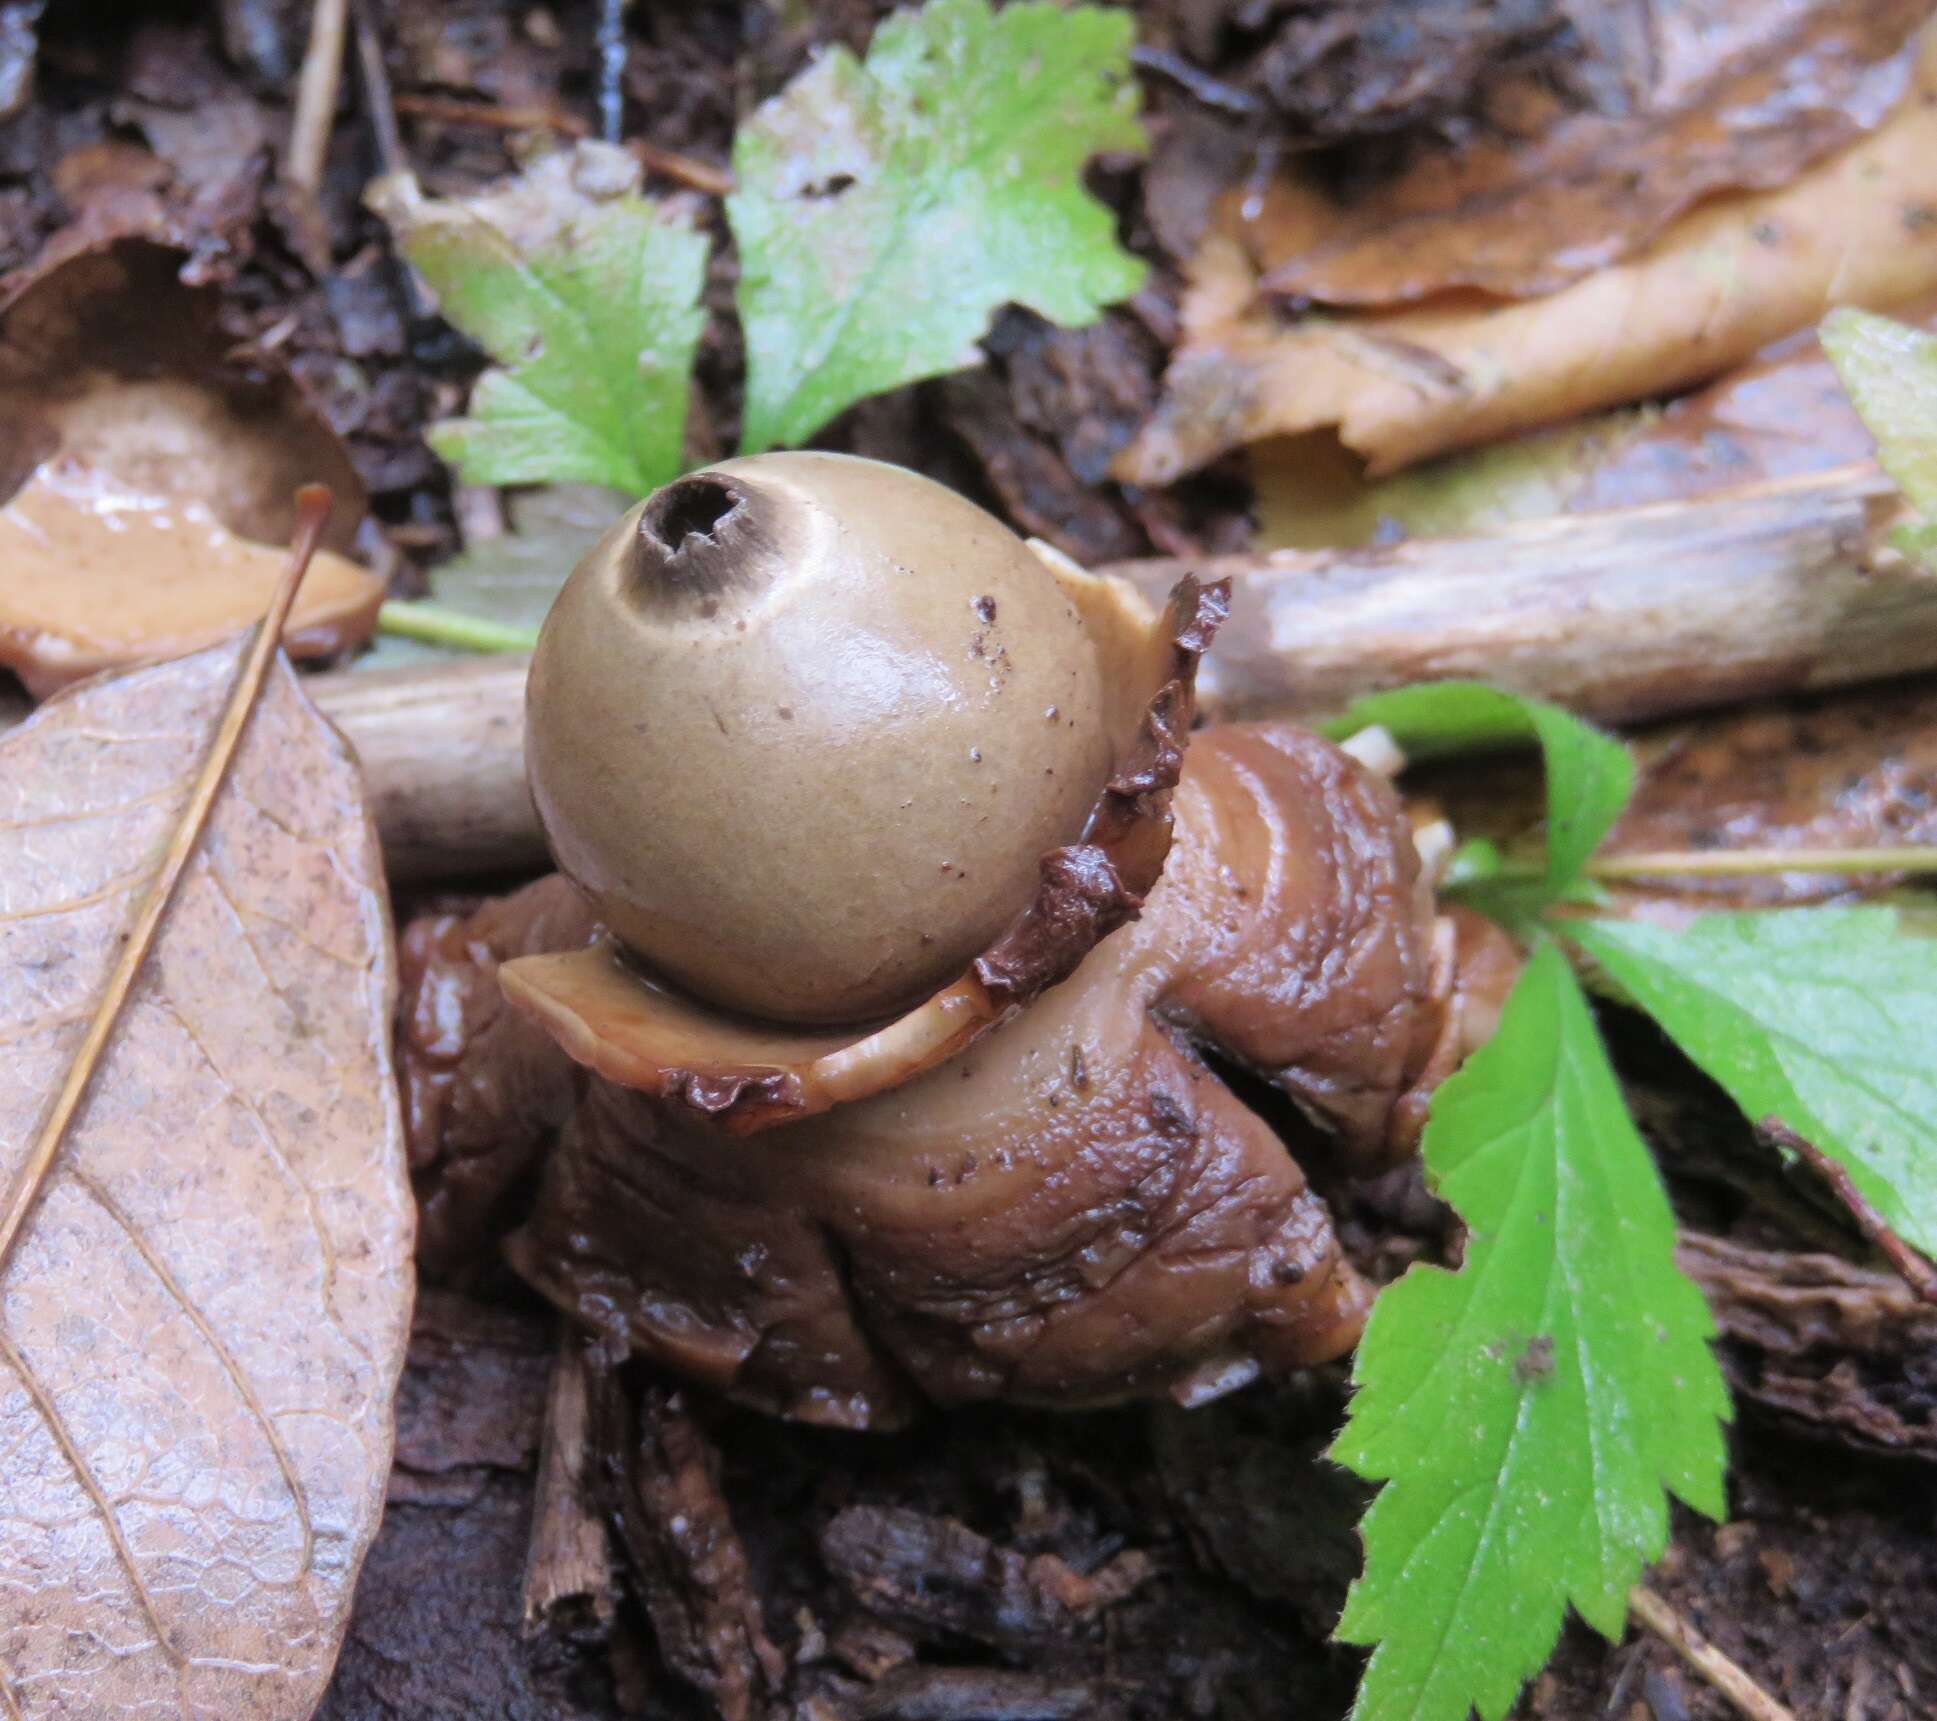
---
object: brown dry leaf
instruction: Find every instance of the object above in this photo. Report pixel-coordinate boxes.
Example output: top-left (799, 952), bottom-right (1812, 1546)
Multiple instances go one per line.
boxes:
top-left (0, 462), bottom-right (381, 698)
top-left (1250, 0), bottom-right (1927, 305)
top-left (0, 640), bottom-right (413, 1713)
top-left (1118, 31), bottom-right (1937, 484)
top-left (0, 237), bottom-right (377, 694)
top-left (1251, 293), bottom-right (1937, 548)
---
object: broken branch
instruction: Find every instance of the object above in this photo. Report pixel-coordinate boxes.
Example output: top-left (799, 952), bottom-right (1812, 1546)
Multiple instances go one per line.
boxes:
top-left (1101, 465), bottom-right (1936, 725)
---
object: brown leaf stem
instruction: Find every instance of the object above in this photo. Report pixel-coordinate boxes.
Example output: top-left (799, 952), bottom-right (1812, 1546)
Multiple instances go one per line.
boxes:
top-left (1629, 1585), bottom-right (1797, 1721)
top-left (0, 485), bottom-right (334, 1276)
top-left (1759, 1115), bottom-right (1937, 1305)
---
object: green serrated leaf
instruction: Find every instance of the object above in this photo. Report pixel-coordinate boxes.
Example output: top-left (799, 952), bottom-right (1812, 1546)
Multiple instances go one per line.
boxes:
top-left (1822, 306), bottom-right (1937, 526)
top-left (1572, 908), bottom-right (1937, 1258)
top-left (1317, 683), bottom-right (1634, 916)
top-left (729, 0), bottom-right (1146, 453)
top-left (1336, 941), bottom-right (1729, 1721)
top-left (378, 146), bottom-right (708, 495)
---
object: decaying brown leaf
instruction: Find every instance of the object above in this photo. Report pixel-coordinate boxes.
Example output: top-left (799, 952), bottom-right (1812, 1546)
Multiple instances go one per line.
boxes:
top-left (1119, 32), bottom-right (1937, 483)
top-left (0, 238), bottom-right (378, 695)
top-left (0, 633), bottom-right (414, 1711)
top-left (1248, 0), bottom-right (1926, 305)
top-left (0, 463), bottom-right (382, 698)
top-left (1251, 296), bottom-right (1937, 549)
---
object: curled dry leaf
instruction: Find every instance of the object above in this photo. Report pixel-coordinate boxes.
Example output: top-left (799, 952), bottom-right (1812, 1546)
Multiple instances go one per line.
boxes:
top-left (1249, 0), bottom-right (1926, 306)
top-left (1251, 296), bottom-right (1937, 549)
top-left (0, 641), bottom-right (413, 1713)
top-left (1119, 32), bottom-right (1937, 483)
top-left (0, 238), bottom-right (378, 696)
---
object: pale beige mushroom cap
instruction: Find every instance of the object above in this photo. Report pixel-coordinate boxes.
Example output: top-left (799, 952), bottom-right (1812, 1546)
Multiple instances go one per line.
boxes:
top-left (525, 452), bottom-right (1116, 1025)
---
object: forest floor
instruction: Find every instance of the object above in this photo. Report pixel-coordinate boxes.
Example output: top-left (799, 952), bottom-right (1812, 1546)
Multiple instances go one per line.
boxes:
top-left (3, 3), bottom-right (1934, 1717)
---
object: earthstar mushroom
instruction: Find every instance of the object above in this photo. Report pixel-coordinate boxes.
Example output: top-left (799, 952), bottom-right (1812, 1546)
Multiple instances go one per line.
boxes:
top-left (395, 455), bottom-right (1518, 1424)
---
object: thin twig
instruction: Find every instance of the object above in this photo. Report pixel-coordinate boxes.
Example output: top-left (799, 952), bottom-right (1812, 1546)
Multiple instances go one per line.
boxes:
top-left (1130, 43), bottom-right (1260, 115)
top-left (287, 0), bottom-right (351, 194)
top-left (1759, 1116), bottom-right (1937, 1305)
top-left (348, 0), bottom-right (426, 321)
top-left (0, 488), bottom-right (335, 1276)
top-left (1629, 1585), bottom-right (1797, 1721)
top-left (392, 92), bottom-right (589, 135)
top-left (1590, 845), bottom-right (1937, 881)
top-left (631, 138), bottom-right (735, 197)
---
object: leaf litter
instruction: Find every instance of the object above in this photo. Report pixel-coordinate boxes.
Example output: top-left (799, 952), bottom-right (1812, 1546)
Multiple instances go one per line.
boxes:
top-left (0, 515), bottom-right (413, 1715)
top-left (0, 238), bottom-right (381, 697)
top-left (1248, 0), bottom-right (1929, 305)
top-left (1119, 27), bottom-right (1937, 482)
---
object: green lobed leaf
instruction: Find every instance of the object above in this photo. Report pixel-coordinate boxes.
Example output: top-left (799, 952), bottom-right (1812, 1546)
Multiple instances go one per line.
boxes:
top-left (382, 147), bottom-right (708, 495)
top-left (729, 0), bottom-right (1147, 453)
top-left (1822, 306), bottom-right (1937, 530)
top-left (1572, 909), bottom-right (1937, 1258)
top-left (1317, 682), bottom-right (1634, 919)
top-left (1336, 941), bottom-right (1730, 1721)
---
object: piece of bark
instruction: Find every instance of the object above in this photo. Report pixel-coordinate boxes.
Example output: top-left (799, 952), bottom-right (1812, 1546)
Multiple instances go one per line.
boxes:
top-left (821, 1506), bottom-right (1154, 1648)
top-left (852, 1665), bottom-right (1105, 1721)
top-left (313, 650), bottom-right (544, 882)
top-left (523, 1332), bottom-right (618, 1638)
top-left (1679, 1232), bottom-right (1937, 1461)
top-left (602, 1380), bottom-right (786, 1721)
top-left (1105, 466), bottom-right (1937, 726)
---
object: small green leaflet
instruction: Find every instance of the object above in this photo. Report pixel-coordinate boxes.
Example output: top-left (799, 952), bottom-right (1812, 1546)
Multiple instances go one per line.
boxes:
top-left (1574, 909), bottom-right (1937, 1257)
top-left (1318, 682), bottom-right (1633, 921)
top-left (729, 0), bottom-right (1146, 453)
top-left (365, 485), bottom-right (625, 666)
top-left (1821, 306), bottom-right (1937, 566)
top-left (1336, 941), bottom-right (1730, 1721)
top-left (382, 148), bottom-right (708, 495)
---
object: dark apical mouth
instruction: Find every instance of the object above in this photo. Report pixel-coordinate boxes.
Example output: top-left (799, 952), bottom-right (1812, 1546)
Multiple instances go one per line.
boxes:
top-left (642, 476), bottom-right (742, 556)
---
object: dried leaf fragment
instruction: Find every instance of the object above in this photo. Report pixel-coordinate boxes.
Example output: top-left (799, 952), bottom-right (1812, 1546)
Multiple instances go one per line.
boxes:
top-left (1249, 0), bottom-right (1928, 305)
top-left (0, 640), bottom-right (414, 1715)
top-left (0, 462), bottom-right (381, 697)
top-left (1120, 33), bottom-right (1937, 482)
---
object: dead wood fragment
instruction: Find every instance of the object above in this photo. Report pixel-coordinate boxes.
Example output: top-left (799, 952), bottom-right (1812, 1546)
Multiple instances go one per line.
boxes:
top-left (852, 1665), bottom-right (1103, 1721)
top-left (603, 1379), bottom-right (786, 1721)
top-left (1104, 467), bottom-right (1937, 726)
top-left (523, 1332), bottom-right (619, 1638)
top-left (1628, 1584), bottom-right (1799, 1721)
top-left (1678, 1232), bottom-right (1937, 1460)
top-left (821, 1506), bottom-right (1154, 1648)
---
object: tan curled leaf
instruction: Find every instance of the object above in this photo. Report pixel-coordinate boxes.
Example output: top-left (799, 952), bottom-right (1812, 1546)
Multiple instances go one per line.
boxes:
top-left (1118, 31), bottom-right (1937, 483)
top-left (0, 239), bottom-right (380, 697)
top-left (1250, 292), bottom-right (1937, 549)
top-left (1249, 0), bottom-right (1926, 306)
top-left (0, 640), bottom-right (414, 1715)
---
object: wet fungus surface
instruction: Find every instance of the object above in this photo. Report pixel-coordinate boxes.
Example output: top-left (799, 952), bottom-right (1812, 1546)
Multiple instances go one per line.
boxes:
top-left (398, 455), bottom-right (1515, 1425)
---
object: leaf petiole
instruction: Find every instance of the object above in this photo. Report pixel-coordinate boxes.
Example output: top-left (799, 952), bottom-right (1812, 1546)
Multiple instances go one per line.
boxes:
top-left (1588, 844), bottom-right (1937, 880)
top-left (1469, 844), bottom-right (1937, 884)
top-left (377, 599), bottom-right (541, 654)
